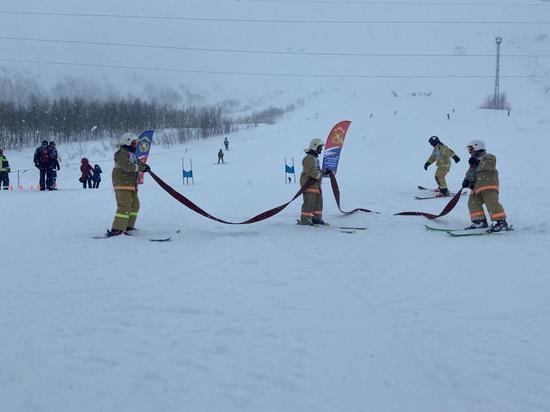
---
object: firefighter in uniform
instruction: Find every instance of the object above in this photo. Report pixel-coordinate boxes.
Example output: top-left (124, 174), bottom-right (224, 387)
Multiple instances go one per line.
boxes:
top-left (298, 138), bottom-right (327, 225)
top-left (0, 149), bottom-right (10, 190)
top-left (108, 132), bottom-right (150, 237)
top-left (424, 135), bottom-right (460, 196)
top-left (462, 140), bottom-right (509, 232)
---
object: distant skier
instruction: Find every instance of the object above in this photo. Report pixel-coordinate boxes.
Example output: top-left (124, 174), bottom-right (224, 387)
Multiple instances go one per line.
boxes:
top-left (80, 158), bottom-right (93, 189)
top-left (33, 140), bottom-right (54, 191)
top-left (0, 148), bottom-right (10, 190)
top-left (224, 137), bottom-right (229, 151)
top-left (48, 141), bottom-right (60, 189)
top-left (423, 136), bottom-right (460, 196)
top-left (217, 148), bottom-right (224, 164)
top-left (462, 140), bottom-right (509, 232)
top-left (298, 138), bottom-right (327, 226)
top-left (92, 164), bottom-right (103, 188)
top-left (107, 132), bottom-right (150, 237)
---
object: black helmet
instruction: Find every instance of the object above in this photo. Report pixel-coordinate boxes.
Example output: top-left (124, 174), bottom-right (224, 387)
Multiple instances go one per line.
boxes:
top-left (428, 136), bottom-right (441, 147)
top-left (41, 140), bottom-right (48, 146)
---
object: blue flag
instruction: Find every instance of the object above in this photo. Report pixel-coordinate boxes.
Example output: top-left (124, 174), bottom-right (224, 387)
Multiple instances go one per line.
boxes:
top-left (285, 165), bottom-right (295, 174)
top-left (183, 170), bottom-right (193, 178)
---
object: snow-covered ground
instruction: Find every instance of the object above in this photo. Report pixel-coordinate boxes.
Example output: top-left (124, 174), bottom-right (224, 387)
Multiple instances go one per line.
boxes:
top-left (2, 0), bottom-right (550, 410)
top-left (2, 81), bottom-right (550, 411)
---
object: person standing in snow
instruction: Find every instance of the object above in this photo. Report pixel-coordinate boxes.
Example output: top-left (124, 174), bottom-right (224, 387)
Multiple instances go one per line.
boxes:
top-left (224, 137), bottom-right (229, 151)
top-left (423, 135), bottom-right (460, 196)
top-left (92, 164), bottom-right (102, 188)
top-left (33, 140), bottom-right (54, 191)
top-left (48, 141), bottom-right (60, 189)
top-left (107, 132), bottom-right (150, 237)
top-left (461, 140), bottom-right (509, 232)
top-left (217, 148), bottom-right (224, 164)
top-left (80, 158), bottom-right (93, 189)
top-left (0, 148), bottom-right (10, 190)
top-left (298, 138), bottom-right (327, 226)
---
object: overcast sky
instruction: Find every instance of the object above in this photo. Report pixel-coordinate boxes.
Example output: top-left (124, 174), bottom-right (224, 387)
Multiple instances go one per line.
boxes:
top-left (1, 0), bottom-right (549, 103)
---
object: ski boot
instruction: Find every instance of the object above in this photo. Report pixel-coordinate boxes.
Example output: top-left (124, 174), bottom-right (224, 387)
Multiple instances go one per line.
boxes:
top-left (487, 220), bottom-right (509, 233)
top-left (106, 229), bottom-right (125, 237)
top-left (312, 217), bottom-right (329, 226)
top-left (465, 218), bottom-right (488, 230)
top-left (297, 219), bottom-right (314, 226)
top-left (126, 227), bottom-right (137, 232)
top-left (436, 188), bottom-right (450, 197)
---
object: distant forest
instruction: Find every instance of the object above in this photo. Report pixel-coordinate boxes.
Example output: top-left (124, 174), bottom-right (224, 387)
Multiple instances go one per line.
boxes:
top-left (0, 76), bottom-right (292, 149)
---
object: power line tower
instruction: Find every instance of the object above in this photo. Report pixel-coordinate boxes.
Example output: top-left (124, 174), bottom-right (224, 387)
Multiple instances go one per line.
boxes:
top-left (494, 36), bottom-right (503, 109)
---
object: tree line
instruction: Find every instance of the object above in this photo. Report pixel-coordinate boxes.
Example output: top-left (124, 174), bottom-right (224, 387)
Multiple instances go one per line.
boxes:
top-left (0, 96), bottom-right (238, 149)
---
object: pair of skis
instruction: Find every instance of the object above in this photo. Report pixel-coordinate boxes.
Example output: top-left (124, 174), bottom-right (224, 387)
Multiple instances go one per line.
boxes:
top-left (415, 186), bottom-right (461, 200)
top-left (296, 220), bottom-right (367, 233)
top-left (94, 230), bottom-right (177, 242)
top-left (425, 224), bottom-right (514, 237)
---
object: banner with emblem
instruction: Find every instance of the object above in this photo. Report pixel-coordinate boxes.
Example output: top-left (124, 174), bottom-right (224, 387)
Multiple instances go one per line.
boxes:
top-left (321, 120), bottom-right (351, 174)
top-left (136, 129), bottom-right (154, 184)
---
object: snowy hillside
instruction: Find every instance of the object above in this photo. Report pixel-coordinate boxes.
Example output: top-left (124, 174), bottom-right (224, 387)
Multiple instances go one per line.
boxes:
top-left (2, 0), bottom-right (550, 411)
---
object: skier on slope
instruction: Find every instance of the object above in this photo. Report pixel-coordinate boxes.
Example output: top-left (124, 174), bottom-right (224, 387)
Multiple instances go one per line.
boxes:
top-left (298, 138), bottom-right (328, 226)
top-left (224, 137), bottom-right (229, 151)
top-left (107, 132), bottom-right (151, 237)
top-left (461, 140), bottom-right (509, 232)
top-left (0, 148), bottom-right (10, 190)
top-left (423, 136), bottom-right (460, 196)
top-left (217, 148), bottom-right (224, 164)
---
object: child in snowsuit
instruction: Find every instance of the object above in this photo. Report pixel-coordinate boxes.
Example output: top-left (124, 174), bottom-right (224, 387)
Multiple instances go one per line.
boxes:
top-left (424, 135), bottom-right (460, 196)
top-left (217, 149), bottom-right (224, 164)
top-left (92, 164), bottom-right (103, 188)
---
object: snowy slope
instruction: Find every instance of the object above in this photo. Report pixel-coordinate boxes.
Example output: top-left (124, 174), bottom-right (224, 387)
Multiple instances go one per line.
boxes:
top-left (2, 83), bottom-right (550, 412)
top-left (2, 1), bottom-right (550, 411)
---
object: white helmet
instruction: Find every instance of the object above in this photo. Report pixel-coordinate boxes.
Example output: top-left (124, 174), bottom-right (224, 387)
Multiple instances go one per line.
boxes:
top-left (308, 138), bottom-right (323, 151)
top-left (120, 132), bottom-right (138, 146)
top-left (467, 139), bottom-right (486, 151)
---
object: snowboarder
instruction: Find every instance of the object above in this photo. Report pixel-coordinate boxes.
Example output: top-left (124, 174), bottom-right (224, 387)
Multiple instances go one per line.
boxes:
top-left (0, 148), bottom-right (10, 190)
top-left (92, 164), bottom-right (103, 188)
top-left (298, 138), bottom-right (327, 225)
top-left (48, 141), bottom-right (60, 189)
top-left (108, 132), bottom-right (150, 237)
top-left (80, 158), bottom-right (93, 189)
top-left (461, 140), bottom-right (509, 232)
top-left (33, 140), bottom-right (54, 191)
top-left (423, 136), bottom-right (460, 196)
top-left (224, 137), bottom-right (229, 150)
top-left (217, 148), bottom-right (224, 164)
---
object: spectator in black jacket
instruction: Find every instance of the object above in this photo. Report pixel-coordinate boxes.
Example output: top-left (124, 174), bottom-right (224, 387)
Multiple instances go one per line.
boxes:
top-left (33, 140), bottom-right (54, 191)
top-left (92, 164), bottom-right (103, 188)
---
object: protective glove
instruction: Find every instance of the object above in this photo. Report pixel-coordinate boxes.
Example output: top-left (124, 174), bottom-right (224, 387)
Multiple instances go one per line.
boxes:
top-left (321, 168), bottom-right (330, 176)
top-left (462, 178), bottom-right (471, 189)
top-left (142, 164), bottom-right (151, 172)
top-left (7, 168), bottom-right (10, 173)
top-left (423, 162), bottom-right (430, 171)
top-left (452, 155), bottom-right (460, 163)
top-left (468, 157), bottom-right (479, 166)
top-left (35, 162), bottom-right (40, 168)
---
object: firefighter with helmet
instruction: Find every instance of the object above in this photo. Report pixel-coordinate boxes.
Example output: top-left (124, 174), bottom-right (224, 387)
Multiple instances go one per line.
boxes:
top-left (298, 138), bottom-right (327, 225)
top-left (462, 139), bottom-right (509, 232)
top-left (423, 135), bottom-right (460, 196)
top-left (107, 132), bottom-right (151, 237)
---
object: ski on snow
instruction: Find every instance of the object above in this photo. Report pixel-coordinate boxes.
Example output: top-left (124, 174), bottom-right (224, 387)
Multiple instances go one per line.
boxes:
top-left (296, 220), bottom-right (367, 233)
top-left (425, 224), bottom-right (514, 237)
top-left (93, 230), bottom-right (178, 242)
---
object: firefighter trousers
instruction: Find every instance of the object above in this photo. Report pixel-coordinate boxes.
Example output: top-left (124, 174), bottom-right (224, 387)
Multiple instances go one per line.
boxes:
top-left (112, 189), bottom-right (140, 231)
top-left (468, 190), bottom-right (506, 222)
top-left (434, 166), bottom-right (450, 190)
top-left (300, 191), bottom-right (323, 224)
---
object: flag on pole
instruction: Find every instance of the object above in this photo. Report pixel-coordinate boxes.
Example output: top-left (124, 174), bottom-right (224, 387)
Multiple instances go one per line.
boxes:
top-left (136, 129), bottom-right (154, 184)
top-left (322, 120), bottom-right (351, 174)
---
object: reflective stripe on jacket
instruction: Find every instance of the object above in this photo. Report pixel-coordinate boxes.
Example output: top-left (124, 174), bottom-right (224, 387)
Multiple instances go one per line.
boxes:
top-left (112, 146), bottom-right (143, 191)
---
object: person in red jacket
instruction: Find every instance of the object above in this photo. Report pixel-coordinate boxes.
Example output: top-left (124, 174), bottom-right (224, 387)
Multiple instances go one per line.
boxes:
top-left (80, 158), bottom-right (93, 189)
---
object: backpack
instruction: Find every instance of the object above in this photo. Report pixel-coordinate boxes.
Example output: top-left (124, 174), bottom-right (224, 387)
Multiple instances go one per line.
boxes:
top-left (39, 148), bottom-right (50, 164)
